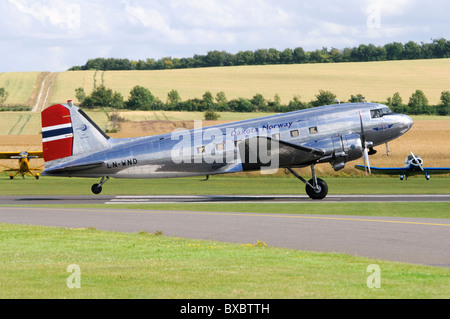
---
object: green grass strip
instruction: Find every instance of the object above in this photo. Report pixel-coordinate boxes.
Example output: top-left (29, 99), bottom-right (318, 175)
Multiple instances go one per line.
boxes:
top-left (0, 223), bottom-right (448, 299)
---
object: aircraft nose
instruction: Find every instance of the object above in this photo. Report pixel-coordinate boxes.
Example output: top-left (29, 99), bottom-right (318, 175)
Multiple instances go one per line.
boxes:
top-left (399, 114), bottom-right (413, 134)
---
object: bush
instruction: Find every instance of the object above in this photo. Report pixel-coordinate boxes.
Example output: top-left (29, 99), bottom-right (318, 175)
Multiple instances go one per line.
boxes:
top-left (204, 109), bottom-right (221, 120)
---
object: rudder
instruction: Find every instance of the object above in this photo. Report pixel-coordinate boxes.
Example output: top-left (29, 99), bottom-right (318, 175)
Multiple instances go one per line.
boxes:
top-left (42, 103), bottom-right (74, 162)
top-left (41, 100), bottom-right (110, 164)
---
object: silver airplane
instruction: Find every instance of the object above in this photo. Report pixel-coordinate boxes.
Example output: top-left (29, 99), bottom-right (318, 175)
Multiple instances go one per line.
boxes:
top-left (355, 151), bottom-right (450, 180)
top-left (41, 100), bottom-right (413, 199)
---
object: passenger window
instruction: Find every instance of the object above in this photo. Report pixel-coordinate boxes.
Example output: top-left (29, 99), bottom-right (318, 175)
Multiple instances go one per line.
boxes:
top-left (215, 143), bottom-right (224, 151)
top-left (197, 146), bottom-right (205, 153)
top-left (309, 127), bottom-right (318, 134)
top-left (290, 130), bottom-right (299, 137)
top-left (272, 133), bottom-right (280, 139)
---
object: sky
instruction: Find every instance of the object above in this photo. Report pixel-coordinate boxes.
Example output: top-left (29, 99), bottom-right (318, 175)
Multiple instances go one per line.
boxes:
top-left (0, 0), bottom-right (449, 72)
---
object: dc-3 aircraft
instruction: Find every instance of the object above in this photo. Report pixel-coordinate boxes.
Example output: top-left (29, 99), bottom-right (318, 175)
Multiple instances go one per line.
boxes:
top-left (41, 100), bottom-right (413, 199)
top-left (0, 151), bottom-right (43, 179)
top-left (355, 151), bottom-right (450, 180)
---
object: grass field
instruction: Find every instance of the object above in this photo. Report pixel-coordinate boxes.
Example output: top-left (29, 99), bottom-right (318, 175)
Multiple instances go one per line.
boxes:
top-left (0, 222), bottom-right (449, 299)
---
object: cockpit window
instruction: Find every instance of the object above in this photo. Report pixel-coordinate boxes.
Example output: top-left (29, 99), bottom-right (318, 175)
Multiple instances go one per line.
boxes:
top-left (371, 107), bottom-right (392, 119)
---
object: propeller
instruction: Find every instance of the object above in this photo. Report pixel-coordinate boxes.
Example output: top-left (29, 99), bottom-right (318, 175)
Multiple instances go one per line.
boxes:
top-left (359, 111), bottom-right (371, 175)
top-left (409, 151), bottom-right (424, 171)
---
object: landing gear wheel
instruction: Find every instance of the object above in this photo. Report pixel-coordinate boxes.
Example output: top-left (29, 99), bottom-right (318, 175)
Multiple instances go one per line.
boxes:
top-left (305, 178), bottom-right (328, 200)
top-left (91, 183), bottom-right (102, 194)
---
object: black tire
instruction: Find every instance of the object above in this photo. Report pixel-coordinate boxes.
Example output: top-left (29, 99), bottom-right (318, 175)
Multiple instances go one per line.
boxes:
top-left (91, 183), bottom-right (102, 194)
top-left (305, 178), bottom-right (328, 200)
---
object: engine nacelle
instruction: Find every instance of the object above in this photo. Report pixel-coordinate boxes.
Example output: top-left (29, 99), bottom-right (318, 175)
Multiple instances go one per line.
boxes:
top-left (306, 134), bottom-right (363, 171)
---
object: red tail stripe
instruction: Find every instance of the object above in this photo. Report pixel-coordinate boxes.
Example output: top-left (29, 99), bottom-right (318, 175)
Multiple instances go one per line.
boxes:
top-left (42, 104), bottom-right (71, 128)
top-left (42, 138), bottom-right (74, 162)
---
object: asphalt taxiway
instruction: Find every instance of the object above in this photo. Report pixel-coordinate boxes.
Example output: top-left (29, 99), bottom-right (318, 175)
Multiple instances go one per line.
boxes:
top-left (1, 194), bottom-right (449, 267)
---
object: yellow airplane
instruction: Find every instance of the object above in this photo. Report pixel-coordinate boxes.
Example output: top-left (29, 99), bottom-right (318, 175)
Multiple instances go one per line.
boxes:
top-left (0, 151), bottom-right (43, 179)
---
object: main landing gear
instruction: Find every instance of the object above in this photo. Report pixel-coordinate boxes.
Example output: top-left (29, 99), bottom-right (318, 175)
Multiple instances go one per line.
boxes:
top-left (91, 176), bottom-right (109, 194)
top-left (287, 164), bottom-right (328, 200)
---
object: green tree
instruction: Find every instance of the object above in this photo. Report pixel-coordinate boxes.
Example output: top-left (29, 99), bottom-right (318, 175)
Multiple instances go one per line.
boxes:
top-left (202, 91), bottom-right (215, 110)
top-left (228, 98), bottom-right (255, 112)
top-left (311, 90), bottom-right (337, 107)
top-left (215, 91), bottom-right (229, 111)
top-left (74, 87), bottom-right (86, 104)
top-left (288, 95), bottom-right (307, 111)
top-left (403, 41), bottom-right (422, 60)
top-left (386, 92), bottom-right (405, 113)
top-left (81, 85), bottom-right (124, 108)
top-left (348, 94), bottom-right (366, 103)
top-left (111, 92), bottom-right (125, 109)
top-left (408, 90), bottom-right (430, 114)
top-left (0, 87), bottom-right (9, 106)
top-left (385, 42), bottom-right (404, 60)
top-left (437, 91), bottom-right (450, 115)
top-left (251, 93), bottom-right (268, 111)
top-left (125, 85), bottom-right (155, 110)
top-left (166, 89), bottom-right (181, 110)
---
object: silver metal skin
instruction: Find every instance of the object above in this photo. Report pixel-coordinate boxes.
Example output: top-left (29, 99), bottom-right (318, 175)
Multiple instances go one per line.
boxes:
top-left (42, 102), bottom-right (413, 199)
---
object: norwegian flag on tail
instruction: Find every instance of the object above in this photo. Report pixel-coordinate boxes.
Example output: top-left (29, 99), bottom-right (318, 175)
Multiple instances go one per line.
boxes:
top-left (41, 104), bottom-right (73, 162)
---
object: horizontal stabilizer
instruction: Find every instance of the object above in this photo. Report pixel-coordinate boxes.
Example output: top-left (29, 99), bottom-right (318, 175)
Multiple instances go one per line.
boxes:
top-left (43, 161), bottom-right (104, 175)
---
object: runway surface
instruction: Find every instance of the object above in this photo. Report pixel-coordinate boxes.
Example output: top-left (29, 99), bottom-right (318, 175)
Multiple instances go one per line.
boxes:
top-left (1, 194), bottom-right (449, 267)
top-left (2, 194), bottom-right (450, 205)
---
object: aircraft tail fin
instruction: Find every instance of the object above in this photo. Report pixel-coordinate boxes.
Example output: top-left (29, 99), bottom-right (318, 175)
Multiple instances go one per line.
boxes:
top-left (41, 101), bottom-right (110, 164)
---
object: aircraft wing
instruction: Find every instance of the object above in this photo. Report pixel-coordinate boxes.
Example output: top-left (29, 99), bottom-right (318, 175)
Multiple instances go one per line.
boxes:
top-left (0, 152), bottom-right (21, 159)
top-left (354, 165), bottom-right (405, 175)
top-left (241, 136), bottom-right (325, 168)
top-left (422, 167), bottom-right (450, 174)
top-left (355, 165), bottom-right (450, 175)
top-left (0, 151), bottom-right (43, 159)
top-left (27, 151), bottom-right (44, 158)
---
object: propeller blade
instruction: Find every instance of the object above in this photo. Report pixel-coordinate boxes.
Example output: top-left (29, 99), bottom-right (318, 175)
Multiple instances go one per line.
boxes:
top-left (359, 111), bottom-right (371, 175)
top-left (358, 111), bottom-right (366, 146)
top-left (364, 148), bottom-right (371, 175)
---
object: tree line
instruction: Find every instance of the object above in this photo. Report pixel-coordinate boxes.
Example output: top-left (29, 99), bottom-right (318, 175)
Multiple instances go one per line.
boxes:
top-left (68, 38), bottom-right (450, 71)
top-left (75, 86), bottom-right (450, 116)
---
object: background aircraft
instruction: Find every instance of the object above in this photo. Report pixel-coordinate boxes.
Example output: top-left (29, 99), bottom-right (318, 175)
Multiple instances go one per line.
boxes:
top-left (41, 100), bottom-right (413, 199)
top-left (355, 151), bottom-right (450, 180)
top-left (0, 151), bottom-right (43, 179)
